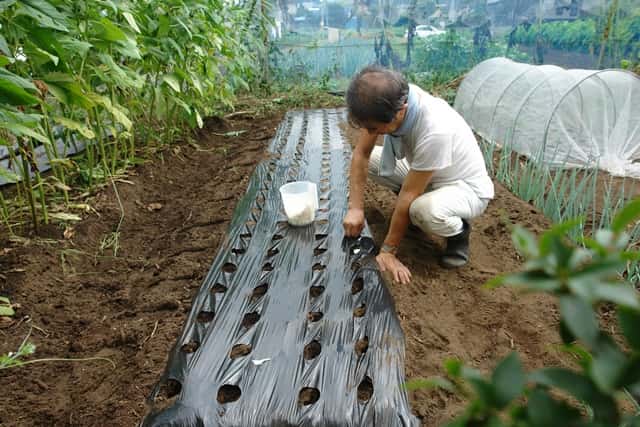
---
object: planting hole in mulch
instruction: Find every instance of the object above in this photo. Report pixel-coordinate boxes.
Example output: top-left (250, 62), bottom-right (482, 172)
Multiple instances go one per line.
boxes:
top-left (251, 283), bottom-right (268, 302)
top-left (309, 285), bottom-right (325, 298)
top-left (231, 248), bottom-right (246, 255)
top-left (262, 262), bottom-right (274, 272)
top-left (313, 247), bottom-right (327, 256)
top-left (229, 344), bottom-right (252, 359)
top-left (181, 341), bottom-right (200, 353)
top-left (211, 283), bottom-right (228, 294)
top-left (272, 234), bottom-right (284, 241)
top-left (217, 385), bottom-right (242, 404)
top-left (307, 311), bottom-right (323, 322)
top-left (267, 247), bottom-right (279, 257)
top-left (222, 263), bottom-right (237, 273)
top-left (351, 278), bottom-right (364, 295)
top-left (355, 336), bottom-right (369, 356)
top-left (298, 387), bottom-right (320, 406)
top-left (357, 376), bottom-right (374, 402)
top-left (353, 304), bottom-right (366, 318)
top-left (303, 340), bottom-right (321, 360)
top-left (157, 379), bottom-right (182, 400)
top-left (351, 261), bottom-right (361, 271)
top-left (240, 233), bottom-right (252, 239)
top-left (241, 311), bottom-right (260, 329)
top-left (196, 311), bottom-right (215, 323)
top-left (315, 234), bottom-right (328, 241)
top-left (312, 263), bottom-right (326, 271)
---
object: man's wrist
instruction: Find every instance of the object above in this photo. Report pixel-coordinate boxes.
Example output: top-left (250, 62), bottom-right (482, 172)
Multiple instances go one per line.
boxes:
top-left (380, 243), bottom-right (398, 255)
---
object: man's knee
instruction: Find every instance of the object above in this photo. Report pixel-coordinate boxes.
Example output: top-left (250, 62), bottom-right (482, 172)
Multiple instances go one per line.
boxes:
top-left (409, 195), bottom-right (462, 237)
top-left (409, 195), bottom-right (438, 232)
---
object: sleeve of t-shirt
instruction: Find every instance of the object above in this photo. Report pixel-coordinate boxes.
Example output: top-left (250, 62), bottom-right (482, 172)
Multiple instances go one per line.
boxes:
top-left (409, 133), bottom-right (454, 171)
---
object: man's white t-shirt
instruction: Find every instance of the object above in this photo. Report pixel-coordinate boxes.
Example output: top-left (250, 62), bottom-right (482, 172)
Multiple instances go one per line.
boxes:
top-left (402, 84), bottom-right (494, 200)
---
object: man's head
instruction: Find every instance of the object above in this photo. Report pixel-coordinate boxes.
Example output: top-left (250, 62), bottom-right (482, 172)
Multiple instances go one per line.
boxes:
top-left (346, 65), bottom-right (409, 135)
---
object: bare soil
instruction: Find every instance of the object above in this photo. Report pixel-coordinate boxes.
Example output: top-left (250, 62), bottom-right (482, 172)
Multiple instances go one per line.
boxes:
top-left (0, 110), bottom-right (564, 427)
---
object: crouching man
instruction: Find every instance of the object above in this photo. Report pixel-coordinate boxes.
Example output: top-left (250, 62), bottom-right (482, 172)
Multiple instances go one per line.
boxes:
top-left (343, 65), bottom-right (494, 284)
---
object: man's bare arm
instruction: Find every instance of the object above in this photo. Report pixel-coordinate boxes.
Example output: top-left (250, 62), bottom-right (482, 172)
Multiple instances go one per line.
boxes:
top-left (384, 169), bottom-right (434, 248)
top-left (344, 129), bottom-right (377, 237)
top-left (349, 129), bottom-right (377, 210)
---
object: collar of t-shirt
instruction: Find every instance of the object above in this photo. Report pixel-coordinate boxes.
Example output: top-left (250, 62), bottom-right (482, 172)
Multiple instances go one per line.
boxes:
top-left (380, 84), bottom-right (419, 177)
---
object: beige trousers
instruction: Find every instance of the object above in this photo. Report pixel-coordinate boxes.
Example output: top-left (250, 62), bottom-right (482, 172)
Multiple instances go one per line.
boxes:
top-left (368, 146), bottom-right (489, 237)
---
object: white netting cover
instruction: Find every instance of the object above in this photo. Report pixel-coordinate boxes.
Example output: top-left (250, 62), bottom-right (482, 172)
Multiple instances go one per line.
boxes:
top-left (454, 57), bottom-right (640, 177)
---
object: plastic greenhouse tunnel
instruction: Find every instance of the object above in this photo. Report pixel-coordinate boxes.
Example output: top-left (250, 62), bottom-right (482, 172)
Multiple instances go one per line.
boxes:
top-left (455, 57), bottom-right (640, 177)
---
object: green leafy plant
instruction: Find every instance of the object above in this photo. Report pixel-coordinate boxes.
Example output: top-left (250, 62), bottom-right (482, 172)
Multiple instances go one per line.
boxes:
top-left (0, 329), bottom-right (116, 371)
top-left (408, 200), bottom-right (640, 426)
top-left (0, 296), bottom-right (15, 317)
top-left (0, 0), bottom-right (268, 233)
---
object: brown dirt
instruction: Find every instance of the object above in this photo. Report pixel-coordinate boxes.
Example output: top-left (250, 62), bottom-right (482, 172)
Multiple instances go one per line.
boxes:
top-left (1, 110), bottom-right (564, 427)
top-left (0, 113), bottom-right (282, 427)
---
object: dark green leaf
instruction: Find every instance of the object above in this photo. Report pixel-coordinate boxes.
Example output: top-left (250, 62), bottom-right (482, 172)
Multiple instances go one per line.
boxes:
top-left (559, 319), bottom-right (576, 345)
top-left (0, 35), bottom-right (10, 56)
top-left (618, 355), bottom-right (640, 389)
top-left (1, 122), bottom-right (49, 143)
top-left (485, 416), bottom-right (507, 427)
top-left (94, 18), bottom-right (128, 42)
top-left (500, 270), bottom-right (562, 292)
top-left (539, 219), bottom-right (582, 256)
top-left (612, 198), bottom-right (640, 233)
top-left (625, 415), bottom-right (640, 427)
top-left (619, 307), bottom-right (640, 351)
top-left (23, 0), bottom-right (67, 22)
top-left (591, 283), bottom-right (640, 310)
top-left (57, 36), bottom-right (92, 58)
top-left (0, 68), bottom-right (37, 90)
top-left (571, 259), bottom-right (625, 282)
top-left (491, 352), bottom-right (525, 409)
top-left (590, 335), bottom-right (627, 392)
top-left (527, 388), bottom-right (582, 427)
top-left (157, 15), bottom-right (170, 37)
top-left (559, 295), bottom-right (598, 347)
top-left (45, 82), bottom-right (69, 105)
top-left (0, 79), bottom-right (40, 106)
top-left (529, 368), bottom-right (619, 424)
top-left (14, 2), bottom-right (68, 31)
top-left (467, 377), bottom-right (496, 408)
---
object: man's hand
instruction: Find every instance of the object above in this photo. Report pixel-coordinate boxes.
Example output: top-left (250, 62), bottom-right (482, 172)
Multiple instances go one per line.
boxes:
top-left (343, 208), bottom-right (365, 237)
top-left (376, 252), bottom-right (412, 285)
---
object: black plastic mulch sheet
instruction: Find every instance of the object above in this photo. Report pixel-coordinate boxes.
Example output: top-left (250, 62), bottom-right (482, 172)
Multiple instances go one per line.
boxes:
top-left (142, 109), bottom-right (418, 427)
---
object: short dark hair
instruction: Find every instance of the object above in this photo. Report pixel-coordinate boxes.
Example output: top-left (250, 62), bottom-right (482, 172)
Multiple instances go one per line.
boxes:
top-left (346, 65), bottom-right (409, 128)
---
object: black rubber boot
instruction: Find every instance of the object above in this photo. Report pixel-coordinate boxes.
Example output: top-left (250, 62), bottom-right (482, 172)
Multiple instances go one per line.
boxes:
top-left (440, 219), bottom-right (471, 268)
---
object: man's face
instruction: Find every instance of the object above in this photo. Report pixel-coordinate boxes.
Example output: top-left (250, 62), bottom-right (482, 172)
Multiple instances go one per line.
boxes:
top-left (362, 105), bottom-right (407, 136)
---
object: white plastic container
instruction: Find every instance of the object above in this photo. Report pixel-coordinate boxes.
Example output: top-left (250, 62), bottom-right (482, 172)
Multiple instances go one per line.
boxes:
top-left (279, 181), bottom-right (318, 226)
